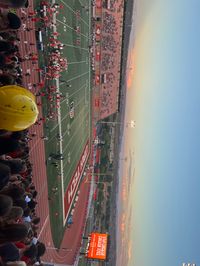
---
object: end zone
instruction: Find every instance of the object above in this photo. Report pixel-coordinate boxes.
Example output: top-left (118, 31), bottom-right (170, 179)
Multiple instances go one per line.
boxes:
top-left (63, 140), bottom-right (90, 224)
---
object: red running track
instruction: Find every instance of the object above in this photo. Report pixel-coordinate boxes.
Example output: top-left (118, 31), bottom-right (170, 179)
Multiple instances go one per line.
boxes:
top-left (17, 2), bottom-right (91, 264)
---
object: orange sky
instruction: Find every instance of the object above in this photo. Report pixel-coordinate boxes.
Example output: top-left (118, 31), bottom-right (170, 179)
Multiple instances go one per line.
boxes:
top-left (126, 47), bottom-right (135, 89)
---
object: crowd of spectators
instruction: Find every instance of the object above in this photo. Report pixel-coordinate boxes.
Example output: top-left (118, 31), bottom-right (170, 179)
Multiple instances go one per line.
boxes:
top-left (103, 12), bottom-right (116, 34)
top-left (102, 35), bottom-right (116, 52)
top-left (93, 0), bottom-right (124, 119)
top-left (0, 130), bottom-right (46, 265)
top-left (101, 53), bottom-right (114, 71)
top-left (0, 0), bottom-right (46, 265)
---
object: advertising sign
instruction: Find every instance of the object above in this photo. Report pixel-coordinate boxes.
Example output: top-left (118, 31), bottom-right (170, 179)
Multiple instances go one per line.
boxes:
top-left (86, 233), bottom-right (108, 260)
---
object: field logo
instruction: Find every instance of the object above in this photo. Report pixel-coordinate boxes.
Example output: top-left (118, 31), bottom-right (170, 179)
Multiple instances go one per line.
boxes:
top-left (64, 141), bottom-right (89, 221)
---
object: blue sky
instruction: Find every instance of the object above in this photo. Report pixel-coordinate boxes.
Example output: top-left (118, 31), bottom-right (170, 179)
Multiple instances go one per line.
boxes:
top-left (117, 0), bottom-right (200, 265)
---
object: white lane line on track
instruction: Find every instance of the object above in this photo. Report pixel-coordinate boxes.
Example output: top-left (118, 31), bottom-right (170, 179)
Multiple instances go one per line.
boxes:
top-left (29, 138), bottom-right (41, 153)
top-left (38, 215), bottom-right (49, 239)
top-left (88, 0), bottom-right (91, 145)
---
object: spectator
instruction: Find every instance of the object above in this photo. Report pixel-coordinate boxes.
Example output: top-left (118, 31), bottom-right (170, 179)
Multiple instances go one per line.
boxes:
top-left (0, 223), bottom-right (28, 243)
top-left (0, 162), bottom-right (11, 190)
top-left (0, 138), bottom-right (21, 156)
top-left (0, 0), bottom-right (28, 9)
top-left (0, 242), bottom-right (20, 262)
top-left (0, 12), bottom-right (21, 31)
top-left (0, 159), bottom-right (26, 175)
top-left (0, 195), bottom-right (13, 217)
top-left (3, 206), bottom-right (24, 222)
top-left (0, 73), bottom-right (15, 85)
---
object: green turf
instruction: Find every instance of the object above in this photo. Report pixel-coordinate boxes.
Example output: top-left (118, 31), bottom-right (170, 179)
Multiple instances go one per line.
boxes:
top-left (35, 0), bottom-right (91, 247)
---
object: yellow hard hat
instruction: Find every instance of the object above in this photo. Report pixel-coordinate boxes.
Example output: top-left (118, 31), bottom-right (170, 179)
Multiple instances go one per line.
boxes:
top-left (0, 85), bottom-right (39, 131)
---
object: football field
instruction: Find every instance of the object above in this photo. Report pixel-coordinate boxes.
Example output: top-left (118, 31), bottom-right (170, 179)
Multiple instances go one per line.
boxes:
top-left (36, 0), bottom-right (92, 246)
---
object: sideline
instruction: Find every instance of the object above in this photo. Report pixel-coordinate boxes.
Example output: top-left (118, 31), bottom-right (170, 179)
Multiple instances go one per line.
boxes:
top-left (52, 0), bottom-right (65, 225)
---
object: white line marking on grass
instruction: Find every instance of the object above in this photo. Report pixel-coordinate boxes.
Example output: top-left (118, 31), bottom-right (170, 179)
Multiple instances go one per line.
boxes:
top-left (63, 130), bottom-right (89, 183)
top-left (50, 95), bottom-right (86, 134)
top-left (52, 0), bottom-right (65, 225)
top-left (66, 71), bottom-right (89, 83)
top-left (57, 19), bottom-right (89, 39)
top-left (59, 0), bottom-right (89, 26)
top-left (60, 82), bottom-right (87, 103)
top-left (55, 82), bottom-right (65, 225)
top-left (63, 146), bottom-right (89, 225)
top-left (60, 97), bottom-right (87, 134)
top-left (62, 43), bottom-right (88, 51)
top-left (62, 106), bottom-right (88, 149)
top-left (67, 60), bottom-right (87, 65)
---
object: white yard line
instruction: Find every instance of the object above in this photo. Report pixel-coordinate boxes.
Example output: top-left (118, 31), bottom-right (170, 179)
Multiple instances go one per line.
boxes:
top-left (50, 93), bottom-right (86, 134)
top-left (59, 0), bottom-right (89, 26)
top-left (63, 133), bottom-right (89, 183)
top-left (66, 71), bottom-right (89, 83)
top-left (67, 60), bottom-right (87, 65)
top-left (62, 107), bottom-right (88, 154)
top-left (62, 43), bottom-right (88, 51)
top-left (60, 82), bottom-right (87, 99)
top-left (62, 107), bottom-right (87, 140)
top-left (57, 19), bottom-right (89, 39)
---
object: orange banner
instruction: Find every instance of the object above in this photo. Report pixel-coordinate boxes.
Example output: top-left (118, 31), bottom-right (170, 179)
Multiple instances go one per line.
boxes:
top-left (86, 233), bottom-right (108, 260)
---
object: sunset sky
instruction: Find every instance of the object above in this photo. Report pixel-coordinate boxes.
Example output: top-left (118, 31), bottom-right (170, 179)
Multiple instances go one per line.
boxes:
top-left (117, 0), bottom-right (200, 265)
